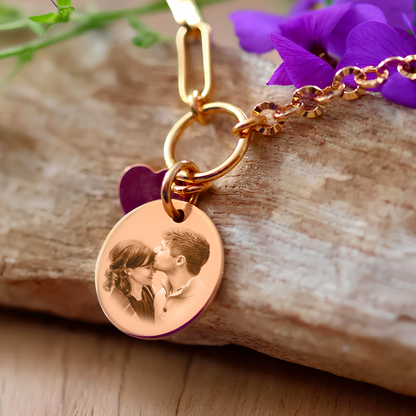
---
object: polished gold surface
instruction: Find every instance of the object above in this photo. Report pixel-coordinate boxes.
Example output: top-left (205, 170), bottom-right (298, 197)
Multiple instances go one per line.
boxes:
top-left (162, 160), bottom-right (200, 221)
top-left (251, 101), bottom-right (285, 135)
top-left (231, 115), bottom-right (267, 136)
top-left (376, 56), bottom-right (406, 74)
top-left (188, 90), bottom-right (210, 124)
top-left (172, 181), bottom-right (212, 196)
top-left (316, 84), bottom-right (344, 103)
top-left (96, 199), bottom-right (224, 339)
top-left (398, 55), bottom-right (416, 81)
top-left (164, 101), bottom-right (251, 183)
top-left (274, 103), bottom-right (301, 119)
top-left (176, 22), bottom-right (212, 106)
top-left (353, 66), bottom-right (388, 89)
top-left (333, 67), bottom-right (366, 101)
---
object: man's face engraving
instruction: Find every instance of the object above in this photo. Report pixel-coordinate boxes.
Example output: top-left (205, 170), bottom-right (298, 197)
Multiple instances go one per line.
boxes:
top-left (153, 239), bottom-right (178, 272)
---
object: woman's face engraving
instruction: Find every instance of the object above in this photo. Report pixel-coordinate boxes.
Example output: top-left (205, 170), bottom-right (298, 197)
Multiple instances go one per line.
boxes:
top-left (129, 261), bottom-right (155, 286)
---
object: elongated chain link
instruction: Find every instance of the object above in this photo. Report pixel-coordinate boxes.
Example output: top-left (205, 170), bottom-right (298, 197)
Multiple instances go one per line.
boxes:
top-left (236, 55), bottom-right (416, 137)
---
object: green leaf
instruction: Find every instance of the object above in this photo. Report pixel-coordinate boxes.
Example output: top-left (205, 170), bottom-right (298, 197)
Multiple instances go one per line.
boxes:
top-left (128, 16), bottom-right (160, 49)
top-left (57, 0), bottom-right (72, 6)
top-left (58, 6), bottom-right (75, 22)
top-left (29, 12), bottom-right (60, 24)
top-left (29, 6), bottom-right (74, 28)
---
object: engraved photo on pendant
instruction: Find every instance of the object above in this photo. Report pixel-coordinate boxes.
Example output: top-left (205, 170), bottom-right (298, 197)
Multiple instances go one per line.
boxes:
top-left (95, 199), bottom-right (224, 339)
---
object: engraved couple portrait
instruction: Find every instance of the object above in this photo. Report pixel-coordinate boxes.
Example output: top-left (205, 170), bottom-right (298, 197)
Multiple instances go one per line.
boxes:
top-left (103, 228), bottom-right (211, 327)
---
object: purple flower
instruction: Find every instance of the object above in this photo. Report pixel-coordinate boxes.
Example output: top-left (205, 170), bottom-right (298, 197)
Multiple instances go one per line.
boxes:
top-left (229, 11), bottom-right (284, 53)
top-left (229, 0), bottom-right (323, 54)
top-left (291, 0), bottom-right (416, 30)
top-left (230, 0), bottom-right (416, 108)
top-left (333, 0), bottom-right (416, 31)
top-left (338, 21), bottom-right (416, 108)
top-left (267, 4), bottom-right (386, 88)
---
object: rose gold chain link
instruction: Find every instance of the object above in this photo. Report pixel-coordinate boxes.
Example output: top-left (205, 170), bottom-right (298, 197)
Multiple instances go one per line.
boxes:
top-left (354, 66), bottom-right (389, 89)
top-left (232, 54), bottom-right (414, 138)
top-left (316, 84), bottom-right (344, 103)
top-left (397, 55), bottom-right (416, 80)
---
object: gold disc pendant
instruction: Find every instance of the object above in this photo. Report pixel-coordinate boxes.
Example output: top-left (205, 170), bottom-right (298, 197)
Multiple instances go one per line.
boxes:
top-left (95, 199), bottom-right (224, 339)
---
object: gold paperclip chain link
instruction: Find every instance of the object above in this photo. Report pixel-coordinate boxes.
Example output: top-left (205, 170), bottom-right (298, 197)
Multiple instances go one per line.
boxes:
top-left (176, 22), bottom-right (212, 111)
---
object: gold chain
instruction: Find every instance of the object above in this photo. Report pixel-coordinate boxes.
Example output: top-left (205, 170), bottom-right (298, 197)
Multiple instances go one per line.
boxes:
top-left (233, 55), bottom-right (416, 137)
top-left (164, 0), bottom-right (416, 220)
top-left (163, 0), bottom-right (252, 213)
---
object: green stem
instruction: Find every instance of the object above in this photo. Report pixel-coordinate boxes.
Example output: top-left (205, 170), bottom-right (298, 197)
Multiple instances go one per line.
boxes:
top-left (0, 22), bottom-right (92, 59)
top-left (0, 19), bottom-right (31, 31)
top-left (0, 0), bottom-right (224, 60)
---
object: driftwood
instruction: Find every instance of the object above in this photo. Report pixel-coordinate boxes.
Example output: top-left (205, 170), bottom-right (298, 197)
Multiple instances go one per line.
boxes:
top-left (0, 23), bottom-right (416, 396)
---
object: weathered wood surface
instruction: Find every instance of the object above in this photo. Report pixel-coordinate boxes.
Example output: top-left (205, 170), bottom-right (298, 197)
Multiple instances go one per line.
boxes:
top-left (2, 309), bottom-right (416, 416)
top-left (0, 22), bottom-right (416, 396)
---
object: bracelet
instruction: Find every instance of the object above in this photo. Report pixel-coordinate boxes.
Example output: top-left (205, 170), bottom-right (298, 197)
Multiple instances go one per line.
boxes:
top-left (95, 0), bottom-right (415, 340)
top-left (232, 56), bottom-right (416, 137)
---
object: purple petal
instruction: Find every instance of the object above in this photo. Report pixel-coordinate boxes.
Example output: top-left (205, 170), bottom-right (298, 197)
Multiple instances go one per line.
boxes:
top-left (381, 72), bottom-right (416, 109)
top-left (395, 28), bottom-right (416, 52)
top-left (278, 4), bottom-right (350, 51)
top-left (329, 4), bottom-right (387, 58)
top-left (267, 63), bottom-right (293, 85)
top-left (290, 0), bottom-right (324, 16)
top-left (229, 11), bottom-right (284, 54)
top-left (270, 33), bottom-right (335, 88)
top-left (387, 10), bottom-right (416, 31)
top-left (338, 21), bottom-right (415, 70)
top-left (333, 0), bottom-right (415, 31)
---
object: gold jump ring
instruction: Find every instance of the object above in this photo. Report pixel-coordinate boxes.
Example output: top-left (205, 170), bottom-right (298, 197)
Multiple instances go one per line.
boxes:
top-left (164, 102), bottom-right (251, 184)
top-left (232, 115), bottom-right (267, 136)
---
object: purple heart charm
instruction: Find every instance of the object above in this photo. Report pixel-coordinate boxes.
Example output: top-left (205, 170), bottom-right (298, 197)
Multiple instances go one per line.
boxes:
top-left (118, 164), bottom-right (184, 214)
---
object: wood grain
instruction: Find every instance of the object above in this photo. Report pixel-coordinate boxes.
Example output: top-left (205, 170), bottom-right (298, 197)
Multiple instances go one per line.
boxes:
top-left (0, 17), bottom-right (416, 395)
top-left (1, 309), bottom-right (416, 416)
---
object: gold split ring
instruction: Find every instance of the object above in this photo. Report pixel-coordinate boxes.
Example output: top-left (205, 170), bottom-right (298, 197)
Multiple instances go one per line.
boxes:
top-left (161, 160), bottom-right (199, 222)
